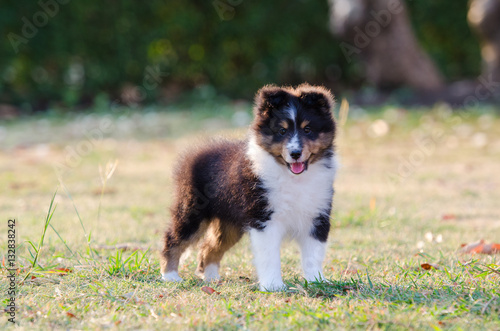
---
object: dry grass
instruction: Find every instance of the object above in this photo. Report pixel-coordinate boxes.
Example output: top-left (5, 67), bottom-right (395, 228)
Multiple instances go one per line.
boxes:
top-left (1, 104), bottom-right (499, 329)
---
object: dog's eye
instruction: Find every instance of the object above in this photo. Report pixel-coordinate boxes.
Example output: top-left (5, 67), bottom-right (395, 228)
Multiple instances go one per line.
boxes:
top-left (278, 128), bottom-right (287, 136)
top-left (303, 126), bottom-right (311, 134)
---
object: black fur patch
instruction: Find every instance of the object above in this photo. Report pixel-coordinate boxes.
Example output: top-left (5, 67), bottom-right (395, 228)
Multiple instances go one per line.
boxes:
top-left (322, 149), bottom-right (334, 169)
top-left (311, 210), bottom-right (331, 242)
top-left (299, 91), bottom-right (331, 113)
top-left (254, 85), bottom-right (290, 114)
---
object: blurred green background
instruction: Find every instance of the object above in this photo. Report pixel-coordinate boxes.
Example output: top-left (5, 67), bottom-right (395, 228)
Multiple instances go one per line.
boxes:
top-left (0, 0), bottom-right (480, 112)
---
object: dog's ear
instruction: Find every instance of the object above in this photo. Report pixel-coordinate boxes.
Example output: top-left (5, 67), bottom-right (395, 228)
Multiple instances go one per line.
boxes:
top-left (298, 84), bottom-right (335, 113)
top-left (254, 85), bottom-right (289, 115)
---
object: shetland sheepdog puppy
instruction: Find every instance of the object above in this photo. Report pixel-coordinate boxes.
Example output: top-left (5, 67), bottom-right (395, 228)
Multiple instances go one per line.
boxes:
top-left (160, 84), bottom-right (338, 291)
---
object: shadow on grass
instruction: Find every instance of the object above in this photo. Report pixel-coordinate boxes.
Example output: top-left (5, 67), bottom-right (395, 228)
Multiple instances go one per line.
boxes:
top-left (283, 273), bottom-right (499, 316)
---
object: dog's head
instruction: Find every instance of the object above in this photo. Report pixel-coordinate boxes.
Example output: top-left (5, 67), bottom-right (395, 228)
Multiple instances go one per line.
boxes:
top-left (251, 84), bottom-right (336, 175)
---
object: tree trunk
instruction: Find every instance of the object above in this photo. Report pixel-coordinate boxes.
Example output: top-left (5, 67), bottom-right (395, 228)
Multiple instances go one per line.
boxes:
top-left (468, 0), bottom-right (500, 84)
top-left (329, 0), bottom-right (444, 91)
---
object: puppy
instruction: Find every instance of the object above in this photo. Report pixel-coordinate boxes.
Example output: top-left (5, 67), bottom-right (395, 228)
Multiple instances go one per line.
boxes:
top-left (160, 84), bottom-right (338, 291)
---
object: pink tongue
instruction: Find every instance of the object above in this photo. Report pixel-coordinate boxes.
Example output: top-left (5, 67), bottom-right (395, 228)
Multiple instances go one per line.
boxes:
top-left (290, 162), bottom-right (305, 174)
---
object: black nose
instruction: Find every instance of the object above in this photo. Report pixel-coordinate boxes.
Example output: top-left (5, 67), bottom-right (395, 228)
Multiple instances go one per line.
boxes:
top-left (290, 150), bottom-right (302, 160)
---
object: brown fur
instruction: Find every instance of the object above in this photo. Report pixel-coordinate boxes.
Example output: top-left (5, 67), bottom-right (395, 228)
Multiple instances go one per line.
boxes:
top-left (160, 221), bottom-right (209, 274)
top-left (256, 134), bottom-right (287, 164)
top-left (305, 132), bottom-right (335, 164)
top-left (196, 219), bottom-right (243, 274)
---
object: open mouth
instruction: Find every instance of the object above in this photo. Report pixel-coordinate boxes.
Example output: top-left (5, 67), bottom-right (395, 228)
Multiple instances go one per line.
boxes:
top-left (287, 161), bottom-right (308, 175)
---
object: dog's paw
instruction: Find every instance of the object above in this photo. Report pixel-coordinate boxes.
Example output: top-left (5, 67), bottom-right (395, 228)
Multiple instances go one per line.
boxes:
top-left (203, 264), bottom-right (221, 282)
top-left (259, 281), bottom-right (287, 292)
top-left (162, 271), bottom-right (183, 282)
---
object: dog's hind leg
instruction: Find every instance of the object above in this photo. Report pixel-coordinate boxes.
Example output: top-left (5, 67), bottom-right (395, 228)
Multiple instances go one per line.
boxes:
top-left (160, 211), bottom-right (208, 282)
top-left (196, 219), bottom-right (243, 282)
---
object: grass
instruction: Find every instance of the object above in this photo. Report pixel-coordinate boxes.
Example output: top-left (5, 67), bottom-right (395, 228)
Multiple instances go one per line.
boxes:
top-left (1, 102), bottom-right (499, 329)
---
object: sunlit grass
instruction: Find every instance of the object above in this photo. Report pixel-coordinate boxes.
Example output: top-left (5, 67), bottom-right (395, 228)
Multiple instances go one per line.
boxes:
top-left (1, 104), bottom-right (499, 329)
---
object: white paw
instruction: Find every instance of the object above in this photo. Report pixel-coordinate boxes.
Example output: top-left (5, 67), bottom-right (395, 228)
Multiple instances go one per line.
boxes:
top-left (259, 281), bottom-right (287, 292)
top-left (162, 271), bottom-right (183, 282)
top-left (203, 264), bottom-right (220, 282)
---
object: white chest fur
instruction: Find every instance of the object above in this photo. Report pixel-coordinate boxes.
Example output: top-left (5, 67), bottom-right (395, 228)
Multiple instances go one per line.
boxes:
top-left (246, 138), bottom-right (338, 238)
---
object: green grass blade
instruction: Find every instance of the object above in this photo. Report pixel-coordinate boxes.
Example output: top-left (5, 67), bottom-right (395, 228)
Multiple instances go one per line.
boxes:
top-left (49, 223), bottom-right (81, 264)
top-left (22, 189), bottom-right (58, 282)
top-left (58, 180), bottom-right (95, 259)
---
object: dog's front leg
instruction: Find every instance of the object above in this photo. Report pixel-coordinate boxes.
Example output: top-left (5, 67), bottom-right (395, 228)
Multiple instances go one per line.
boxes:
top-left (298, 234), bottom-right (328, 282)
top-left (299, 212), bottom-right (330, 282)
top-left (299, 235), bottom-right (327, 282)
top-left (249, 223), bottom-right (286, 291)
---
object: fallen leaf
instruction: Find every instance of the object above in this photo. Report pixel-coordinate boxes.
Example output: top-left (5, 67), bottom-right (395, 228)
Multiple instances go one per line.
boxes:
top-left (460, 240), bottom-right (500, 254)
top-left (420, 263), bottom-right (432, 270)
top-left (158, 294), bottom-right (164, 298)
top-left (201, 286), bottom-right (220, 295)
top-left (369, 197), bottom-right (376, 212)
top-left (421, 263), bottom-right (439, 270)
top-left (441, 214), bottom-right (456, 221)
top-left (1, 256), bottom-right (4, 267)
top-left (66, 312), bottom-right (77, 318)
top-left (54, 267), bottom-right (72, 273)
top-left (47, 267), bottom-right (73, 276)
